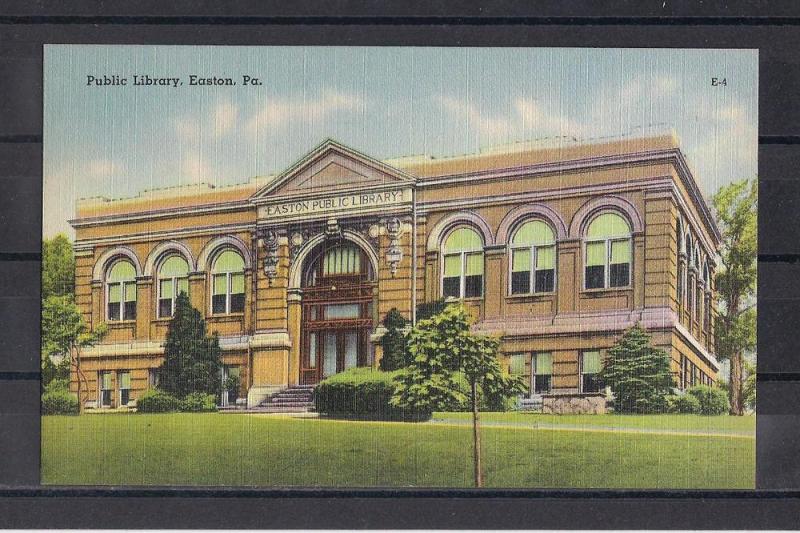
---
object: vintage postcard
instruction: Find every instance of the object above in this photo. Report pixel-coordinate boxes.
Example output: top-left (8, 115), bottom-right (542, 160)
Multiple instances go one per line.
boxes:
top-left (41, 46), bottom-right (757, 488)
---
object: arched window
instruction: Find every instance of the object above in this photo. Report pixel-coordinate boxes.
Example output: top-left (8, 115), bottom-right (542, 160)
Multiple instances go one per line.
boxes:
top-left (106, 259), bottom-right (137, 321)
top-left (703, 262), bottom-right (712, 331)
top-left (157, 255), bottom-right (189, 318)
top-left (211, 250), bottom-right (245, 315)
top-left (584, 212), bottom-right (631, 289)
top-left (442, 227), bottom-right (484, 299)
top-left (303, 243), bottom-right (372, 287)
top-left (510, 220), bottom-right (556, 294)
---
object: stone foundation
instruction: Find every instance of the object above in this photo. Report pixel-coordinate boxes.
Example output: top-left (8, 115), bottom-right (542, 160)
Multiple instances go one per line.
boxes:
top-left (541, 393), bottom-right (607, 414)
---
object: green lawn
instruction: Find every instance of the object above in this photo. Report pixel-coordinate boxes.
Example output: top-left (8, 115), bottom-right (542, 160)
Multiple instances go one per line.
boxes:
top-left (434, 412), bottom-right (756, 434)
top-left (42, 413), bottom-right (754, 488)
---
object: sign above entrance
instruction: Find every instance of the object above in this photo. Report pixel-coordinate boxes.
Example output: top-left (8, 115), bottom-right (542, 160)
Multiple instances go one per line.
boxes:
top-left (258, 187), bottom-right (412, 223)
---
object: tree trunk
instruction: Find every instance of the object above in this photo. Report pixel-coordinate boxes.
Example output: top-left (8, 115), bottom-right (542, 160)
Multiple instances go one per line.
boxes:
top-left (471, 380), bottom-right (483, 488)
top-left (729, 351), bottom-right (744, 416)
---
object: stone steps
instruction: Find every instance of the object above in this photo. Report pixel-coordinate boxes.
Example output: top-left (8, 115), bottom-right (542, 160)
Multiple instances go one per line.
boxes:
top-left (257, 385), bottom-right (316, 413)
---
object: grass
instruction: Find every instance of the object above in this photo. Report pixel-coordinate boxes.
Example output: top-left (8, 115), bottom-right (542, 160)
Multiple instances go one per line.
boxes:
top-left (434, 412), bottom-right (756, 434)
top-left (42, 413), bottom-right (754, 488)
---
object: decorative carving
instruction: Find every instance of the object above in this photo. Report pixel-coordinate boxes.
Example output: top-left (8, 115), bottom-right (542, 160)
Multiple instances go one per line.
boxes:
top-left (258, 228), bottom-right (280, 284)
top-left (385, 216), bottom-right (404, 276)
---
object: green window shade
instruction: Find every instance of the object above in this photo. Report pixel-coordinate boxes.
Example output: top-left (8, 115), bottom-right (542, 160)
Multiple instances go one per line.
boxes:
top-left (231, 273), bottom-right (245, 294)
top-left (124, 282), bottom-right (136, 302)
top-left (509, 353), bottom-right (527, 375)
top-left (610, 240), bottom-right (631, 264)
top-left (443, 254), bottom-right (461, 277)
top-left (213, 274), bottom-right (227, 295)
top-left (323, 246), bottom-right (361, 275)
top-left (228, 366), bottom-right (240, 379)
top-left (119, 372), bottom-right (131, 389)
top-left (586, 242), bottom-right (605, 266)
top-left (465, 253), bottom-right (483, 275)
top-left (587, 213), bottom-right (630, 239)
top-left (536, 246), bottom-right (555, 269)
top-left (108, 260), bottom-right (135, 282)
top-left (444, 227), bottom-right (482, 252)
top-left (100, 372), bottom-right (111, 389)
top-left (177, 278), bottom-right (189, 295)
top-left (535, 352), bottom-right (553, 374)
top-left (160, 255), bottom-right (189, 278)
top-left (213, 250), bottom-right (244, 273)
top-left (582, 351), bottom-right (601, 374)
top-left (108, 284), bottom-right (122, 303)
top-left (512, 220), bottom-right (554, 245)
top-left (160, 279), bottom-right (173, 298)
top-left (511, 249), bottom-right (530, 272)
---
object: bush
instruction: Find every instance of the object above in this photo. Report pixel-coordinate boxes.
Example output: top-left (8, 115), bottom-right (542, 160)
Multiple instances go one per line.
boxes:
top-left (181, 392), bottom-right (218, 412)
top-left (41, 389), bottom-right (79, 415)
top-left (44, 377), bottom-right (70, 395)
top-left (315, 368), bottom-right (429, 421)
top-left (137, 389), bottom-right (181, 413)
top-left (687, 385), bottom-right (729, 415)
top-left (666, 393), bottom-right (701, 414)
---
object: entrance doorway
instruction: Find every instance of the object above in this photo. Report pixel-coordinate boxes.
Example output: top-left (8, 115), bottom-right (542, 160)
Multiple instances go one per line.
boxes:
top-left (299, 241), bottom-right (376, 385)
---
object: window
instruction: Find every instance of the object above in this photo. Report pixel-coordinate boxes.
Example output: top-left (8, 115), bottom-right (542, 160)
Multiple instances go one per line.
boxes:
top-left (441, 227), bottom-right (484, 299)
top-left (211, 250), bottom-right (245, 314)
top-left (222, 365), bottom-right (241, 406)
top-left (510, 220), bottom-right (556, 294)
top-left (158, 255), bottom-right (189, 318)
top-left (148, 368), bottom-right (160, 389)
top-left (118, 371), bottom-right (131, 406)
top-left (584, 213), bottom-right (631, 289)
top-left (99, 371), bottom-right (112, 407)
top-left (580, 350), bottom-right (603, 393)
top-left (323, 245), bottom-right (361, 275)
top-left (106, 260), bottom-right (137, 321)
top-left (509, 353), bottom-right (527, 376)
top-left (532, 352), bottom-right (553, 394)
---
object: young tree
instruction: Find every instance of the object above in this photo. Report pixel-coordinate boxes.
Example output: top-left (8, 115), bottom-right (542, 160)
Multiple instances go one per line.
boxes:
top-left (41, 295), bottom-right (107, 412)
top-left (598, 324), bottom-right (673, 413)
top-left (42, 234), bottom-right (75, 299)
top-left (713, 179), bottom-right (757, 415)
top-left (379, 308), bottom-right (409, 371)
top-left (391, 303), bottom-right (524, 487)
top-left (159, 292), bottom-right (222, 398)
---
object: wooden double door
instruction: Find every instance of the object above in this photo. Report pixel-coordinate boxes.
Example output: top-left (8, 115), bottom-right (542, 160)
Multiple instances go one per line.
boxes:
top-left (299, 283), bottom-right (374, 385)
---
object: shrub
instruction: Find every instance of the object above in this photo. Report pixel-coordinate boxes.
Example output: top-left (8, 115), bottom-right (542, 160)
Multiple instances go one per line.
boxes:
top-left (379, 308), bottom-right (409, 371)
top-left (687, 385), bottom-right (730, 415)
top-left (41, 389), bottom-right (79, 415)
top-left (666, 393), bottom-right (701, 414)
top-left (136, 389), bottom-right (181, 413)
top-left (44, 377), bottom-right (70, 395)
top-left (315, 368), bottom-right (429, 421)
top-left (181, 392), bottom-right (218, 412)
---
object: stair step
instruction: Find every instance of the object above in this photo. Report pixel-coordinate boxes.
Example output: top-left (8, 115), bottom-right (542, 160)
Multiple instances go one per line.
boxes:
top-left (265, 402), bottom-right (313, 408)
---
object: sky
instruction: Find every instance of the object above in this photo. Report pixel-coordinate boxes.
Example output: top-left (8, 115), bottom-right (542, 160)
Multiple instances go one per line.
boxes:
top-left (43, 46), bottom-right (758, 238)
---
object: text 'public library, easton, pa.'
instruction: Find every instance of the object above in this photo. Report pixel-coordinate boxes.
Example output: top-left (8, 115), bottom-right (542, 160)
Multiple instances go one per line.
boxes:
top-left (70, 132), bottom-right (720, 413)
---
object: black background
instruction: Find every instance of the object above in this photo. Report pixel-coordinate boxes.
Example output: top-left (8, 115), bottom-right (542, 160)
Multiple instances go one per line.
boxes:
top-left (2, 0), bottom-right (800, 528)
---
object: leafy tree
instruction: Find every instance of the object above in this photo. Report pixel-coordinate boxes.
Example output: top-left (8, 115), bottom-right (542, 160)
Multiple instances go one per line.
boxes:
top-left (159, 292), bottom-right (222, 398)
top-left (41, 295), bottom-right (107, 412)
top-left (415, 297), bottom-right (447, 321)
top-left (42, 234), bottom-right (75, 299)
top-left (391, 303), bottom-right (524, 487)
top-left (379, 308), bottom-right (409, 371)
top-left (713, 179), bottom-right (757, 415)
top-left (598, 324), bottom-right (673, 413)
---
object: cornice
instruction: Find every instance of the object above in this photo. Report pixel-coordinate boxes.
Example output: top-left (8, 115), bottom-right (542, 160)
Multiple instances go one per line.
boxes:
top-left (69, 199), bottom-right (252, 229)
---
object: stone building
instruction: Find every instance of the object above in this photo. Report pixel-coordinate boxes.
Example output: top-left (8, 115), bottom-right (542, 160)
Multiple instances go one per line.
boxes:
top-left (70, 132), bottom-right (720, 411)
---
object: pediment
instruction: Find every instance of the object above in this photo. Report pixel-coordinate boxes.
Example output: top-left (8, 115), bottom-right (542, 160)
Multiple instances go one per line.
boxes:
top-left (251, 139), bottom-right (415, 200)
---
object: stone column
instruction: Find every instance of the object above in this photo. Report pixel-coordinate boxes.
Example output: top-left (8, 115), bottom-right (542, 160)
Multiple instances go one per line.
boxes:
top-left (188, 271), bottom-right (207, 317)
top-left (556, 238), bottom-right (580, 315)
top-left (90, 280), bottom-right (103, 329)
top-left (287, 289), bottom-right (302, 386)
top-left (483, 244), bottom-right (505, 319)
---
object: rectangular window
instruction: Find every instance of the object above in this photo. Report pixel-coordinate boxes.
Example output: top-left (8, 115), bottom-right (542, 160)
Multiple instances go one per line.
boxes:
top-left (533, 352), bottom-right (553, 394)
top-left (510, 249), bottom-right (531, 294)
top-left (464, 252), bottom-right (483, 298)
top-left (230, 272), bottom-right (245, 313)
top-left (99, 371), bottom-right (112, 407)
top-left (442, 254), bottom-right (461, 298)
top-left (585, 242), bottom-right (606, 289)
top-left (159, 279), bottom-right (173, 318)
top-left (212, 274), bottom-right (227, 314)
top-left (322, 333), bottom-right (337, 378)
top-left (148, 368), bottom-right (160, 389)
top-left (581, 350), bottom-right (603, 393)
top-left (124, 282), bottom-right (136, 320)
top-left (609, 240), bottom-right (631, 287)
top-left (107, 284), bottom-right (121, 320)
top-left (307, 332), bottom-right (318, 368)
top-left (118, 371), bottom-right (131, 406)
top-left (535, 245), bottom-right (555, 293)
top-left (509, 353), bottom-right (527, 376)
top-left (325, 304), bottom-right (361, 319)
top-left (343, 331), bottom-right (358, 370)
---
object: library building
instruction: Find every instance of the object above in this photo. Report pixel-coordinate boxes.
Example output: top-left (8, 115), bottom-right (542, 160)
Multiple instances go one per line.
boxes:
top-left (70, 132), bottom-right (720, 413)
